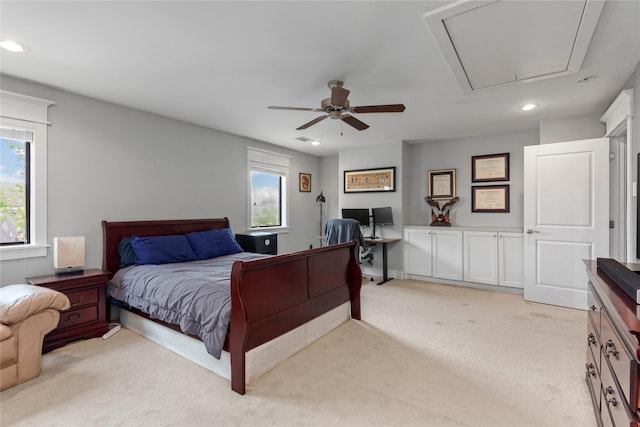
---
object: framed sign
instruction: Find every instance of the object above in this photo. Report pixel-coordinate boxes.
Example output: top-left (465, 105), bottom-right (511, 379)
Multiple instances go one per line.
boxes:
top-left (472, 185), bottom-right (510, 212)
top-left (344, 167), bottom-right (396, 193)
top-left (472, 153), bottom-right (510, 182)
top-left (427, 168), bottom-right (456, 200)
top-left (299, 173), bottom-right (311, 192)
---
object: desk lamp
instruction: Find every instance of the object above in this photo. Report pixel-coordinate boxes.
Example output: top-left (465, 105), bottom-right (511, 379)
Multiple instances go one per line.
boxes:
top-left (316, 191), bottom-right (326, 236)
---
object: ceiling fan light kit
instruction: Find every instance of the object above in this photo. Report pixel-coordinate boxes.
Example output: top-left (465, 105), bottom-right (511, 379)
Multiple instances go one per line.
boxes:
top-left (267, 80), bottom-right (405, 131)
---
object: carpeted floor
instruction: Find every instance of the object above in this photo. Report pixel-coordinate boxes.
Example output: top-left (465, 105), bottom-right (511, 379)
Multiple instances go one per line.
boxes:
top-left (0, 279), bottom-right (596, 427)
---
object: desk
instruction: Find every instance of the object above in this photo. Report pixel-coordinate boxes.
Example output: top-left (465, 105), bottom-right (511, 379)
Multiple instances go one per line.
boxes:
top-left (364, 238), bottom-right (401, 285)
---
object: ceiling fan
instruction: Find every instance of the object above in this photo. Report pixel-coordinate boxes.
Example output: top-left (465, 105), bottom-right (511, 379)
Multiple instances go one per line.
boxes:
top-left (267, 80), bottom-right (405, 131)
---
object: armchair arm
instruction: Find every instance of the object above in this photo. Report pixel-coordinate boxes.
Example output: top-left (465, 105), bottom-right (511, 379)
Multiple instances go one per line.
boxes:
top-left (0, 285), bottom-right (70, 325)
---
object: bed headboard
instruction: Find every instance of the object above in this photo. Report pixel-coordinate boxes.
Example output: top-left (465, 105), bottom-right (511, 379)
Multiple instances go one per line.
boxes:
top-left (102, 218), bottom-right (231, 276)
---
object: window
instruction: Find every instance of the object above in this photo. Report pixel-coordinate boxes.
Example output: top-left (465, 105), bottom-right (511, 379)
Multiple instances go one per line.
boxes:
top-left (1, 128), bottom-right (31, 244)
top-left (0, 91), bottom-right (53, 260)
top-left (247, 147), bottom-right (290, 231)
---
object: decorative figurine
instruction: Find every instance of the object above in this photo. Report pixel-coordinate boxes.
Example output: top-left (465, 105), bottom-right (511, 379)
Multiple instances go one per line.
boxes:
top-left (425, 196), bottom-right (459, 226)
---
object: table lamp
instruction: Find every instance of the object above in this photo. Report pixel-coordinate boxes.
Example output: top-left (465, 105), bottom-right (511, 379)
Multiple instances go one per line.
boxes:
top-left (53, 236), bottom-right (85, 276)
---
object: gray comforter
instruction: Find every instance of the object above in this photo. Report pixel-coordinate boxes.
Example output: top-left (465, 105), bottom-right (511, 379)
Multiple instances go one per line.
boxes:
top-left (107, 252), bottom-right (269, 358)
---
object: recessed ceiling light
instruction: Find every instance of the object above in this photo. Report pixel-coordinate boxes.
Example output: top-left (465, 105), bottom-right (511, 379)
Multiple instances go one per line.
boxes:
top-left (310, 140), bottom-right (320, 146)
top-left (0, 39), bottom-right (29, 53)
top-left (518, 103), bottom-right (539, 111)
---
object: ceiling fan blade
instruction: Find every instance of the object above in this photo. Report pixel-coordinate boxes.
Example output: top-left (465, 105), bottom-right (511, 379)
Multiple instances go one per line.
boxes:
top-left (267, 106), bottom-right (322, 112)
top-left (351, 104), bottom-right (406, 113)
top-left (296, 115), bottom-right (328, 130)
top-left (341, 114), bottom-right (369, 131)
top-left (331, 86), bottom-right (350, 107)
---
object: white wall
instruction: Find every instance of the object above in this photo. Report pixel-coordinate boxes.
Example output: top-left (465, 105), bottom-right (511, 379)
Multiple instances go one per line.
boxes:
top-left (539, 112), bottom-right (605, 144)
top-left (407, 129), bottom-right (539, 228)
top-left (338, 141), bottom-right (404, 276)
top-left (0, 76), bottom-right (321, 285)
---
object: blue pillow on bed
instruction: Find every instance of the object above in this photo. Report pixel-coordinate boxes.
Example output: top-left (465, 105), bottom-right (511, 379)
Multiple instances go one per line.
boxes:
top-left (118, 238), bottom-right (136, 268)
top-left (130, 234), bottom-right (197, 265)
top-left (186, 228), bottom-right (244, 260)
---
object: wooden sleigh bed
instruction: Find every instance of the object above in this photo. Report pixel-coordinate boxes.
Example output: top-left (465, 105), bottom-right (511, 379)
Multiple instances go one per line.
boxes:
top-left (102, 218), bottom-right (362, 394)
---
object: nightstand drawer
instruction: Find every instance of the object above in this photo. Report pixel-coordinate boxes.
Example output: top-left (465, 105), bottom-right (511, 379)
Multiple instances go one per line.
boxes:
top-left (67, 288), bottom-right (99, 308)
top-left (58, 306), bottom-right (99, 329)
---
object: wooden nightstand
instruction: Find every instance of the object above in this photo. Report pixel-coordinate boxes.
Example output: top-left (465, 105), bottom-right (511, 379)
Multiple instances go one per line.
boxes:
top-left (26, 268), bottom-right (110, 352)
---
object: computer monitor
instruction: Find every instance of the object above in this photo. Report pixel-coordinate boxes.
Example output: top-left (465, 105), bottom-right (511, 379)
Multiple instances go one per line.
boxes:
top-left (342, 208), bottom-right (370, 227)
top-left (372, 206), bottom-right (394, 225)
top-left (370, 207), bottom-right (393, 239)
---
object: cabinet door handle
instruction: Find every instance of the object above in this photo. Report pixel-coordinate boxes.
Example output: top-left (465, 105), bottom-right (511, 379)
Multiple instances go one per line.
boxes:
top-left (586, 363), bottom-right (596, 377)
top-left (590, 304), bottom-right (597, 311)
top-left (605, 386), bottom-right (614, 396)
top-left (588, 333), bottom-right (596, 345)
top-left (608, 397), bottom-right (618, 407)
top-left (605, 340), bottom-right (619, 358)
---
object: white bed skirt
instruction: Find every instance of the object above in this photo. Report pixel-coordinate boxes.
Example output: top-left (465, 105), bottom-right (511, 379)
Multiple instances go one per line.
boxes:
top-left (113, 302), bottom-right (350, 385)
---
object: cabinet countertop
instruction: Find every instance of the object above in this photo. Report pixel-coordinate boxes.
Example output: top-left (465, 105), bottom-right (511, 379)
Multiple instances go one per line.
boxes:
top-left (404, 225), bottom-right (523, 233)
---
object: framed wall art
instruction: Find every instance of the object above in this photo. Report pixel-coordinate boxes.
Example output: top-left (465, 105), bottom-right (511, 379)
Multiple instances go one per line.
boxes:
top-left (299, 173), bottom-right (311, 192)
top-left (472, 153), bottom-right (510, 182)
top-left (471, 185), bottom-right (510, 213)
top-left (427, 168), bottom-right (456, 200)
top-left (344, 167), bottom-right (396, 193)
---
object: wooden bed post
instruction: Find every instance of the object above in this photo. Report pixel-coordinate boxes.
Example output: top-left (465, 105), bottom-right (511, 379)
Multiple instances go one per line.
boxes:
top-left (229, 262), bottom-right (248, 395)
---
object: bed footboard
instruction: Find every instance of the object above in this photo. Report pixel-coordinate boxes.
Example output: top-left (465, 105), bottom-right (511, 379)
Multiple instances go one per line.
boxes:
top-left (229, 241), bottom-right (362, 394)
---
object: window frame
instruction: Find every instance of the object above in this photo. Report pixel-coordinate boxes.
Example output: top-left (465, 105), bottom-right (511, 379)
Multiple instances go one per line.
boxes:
top-left (0, 91), bottom-right (54, 261)
top-left (247, 147), bottom-right (291, 233)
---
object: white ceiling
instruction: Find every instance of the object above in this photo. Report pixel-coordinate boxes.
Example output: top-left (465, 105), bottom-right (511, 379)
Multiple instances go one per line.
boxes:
top-left (1, 1), bottom-right (639, 157)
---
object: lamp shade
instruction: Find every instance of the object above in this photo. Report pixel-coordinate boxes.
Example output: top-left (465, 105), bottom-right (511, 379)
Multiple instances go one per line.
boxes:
top-left (316, 191), bottom-right (326, 203)
top-left (53, 236), bottom-right (85, 269)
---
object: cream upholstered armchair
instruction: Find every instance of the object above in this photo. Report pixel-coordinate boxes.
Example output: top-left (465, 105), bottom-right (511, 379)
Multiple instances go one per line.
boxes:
top-left (0, 284), bottom-right (70, 391)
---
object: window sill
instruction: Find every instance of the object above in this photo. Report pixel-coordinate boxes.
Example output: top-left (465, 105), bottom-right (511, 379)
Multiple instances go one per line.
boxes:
top-left (0, 244), bottom-right (48, 261)
top-left (248, 227), bottom-right (290, 234)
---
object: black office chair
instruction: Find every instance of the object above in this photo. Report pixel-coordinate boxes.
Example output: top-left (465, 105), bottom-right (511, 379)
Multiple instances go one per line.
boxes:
top-left (324, 218), bottom-right (373, 266)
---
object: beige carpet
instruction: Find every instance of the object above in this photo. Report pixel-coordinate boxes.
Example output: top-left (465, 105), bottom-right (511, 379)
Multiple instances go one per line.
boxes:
top-left (1, 279), bottom-right (596, 427)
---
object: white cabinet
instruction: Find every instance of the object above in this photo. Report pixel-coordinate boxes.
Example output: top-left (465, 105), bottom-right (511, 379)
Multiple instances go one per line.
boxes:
top-left (462, 230), bottom-right (524, 288)
top-left (498, 232), bottom-right (524, 288)
top-left (403, 228), bottom-right (432, 276)
top-left (432, 230), bottom-right (463, 281)
top-left (463, 231), bottom-right (498, 285)
top-left (404, 227), bottom-right (523, 289)
top-left (404, 228), bottom-right (462, 281)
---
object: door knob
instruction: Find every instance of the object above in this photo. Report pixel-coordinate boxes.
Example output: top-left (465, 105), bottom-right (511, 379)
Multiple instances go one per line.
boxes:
top-left (526, 229), bottom-right (539, 234)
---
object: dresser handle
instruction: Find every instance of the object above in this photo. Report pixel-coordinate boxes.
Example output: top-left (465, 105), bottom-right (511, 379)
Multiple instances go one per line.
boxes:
top-left (605, 340), bottom-right (619, 358)
top-left (71, 296), bottom-right (86, 307)
top-left (590, 304), bottom-right (597, 311)
top-left (63, 312), bottom-right (81, 323)
top-left (586, 363), bottom-right (596, 377)
top-left (605, 386), bottom-right (614, 396)
top-left (608, 397), bottom-right (618, 407)
top-left (588, 333), bottom-right (596, 345)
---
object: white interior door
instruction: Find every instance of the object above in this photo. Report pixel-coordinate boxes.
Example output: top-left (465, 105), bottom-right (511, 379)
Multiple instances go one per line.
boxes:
top-left (524, 138), bottom-right (609, 310)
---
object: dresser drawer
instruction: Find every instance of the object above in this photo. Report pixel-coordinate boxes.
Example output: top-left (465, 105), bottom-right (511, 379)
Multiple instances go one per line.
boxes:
top-left (66, 288), bottom-right (99, 308)
top-left (588, 285), bottom-right (602, 336)
top-left (588, 316), bottom-right (602, 369)
top-left (58, 306), bottom-right (99, 329)
top-left (587, 343), bottom-right (601, 411)
top-left (601, 354), bottom-right (634, 427)
top-left (601, 311), bottom-right (638, 408)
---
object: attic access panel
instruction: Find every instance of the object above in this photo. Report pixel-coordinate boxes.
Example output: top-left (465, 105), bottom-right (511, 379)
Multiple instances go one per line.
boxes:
top-left (424, 0), bottom-right (605, 93)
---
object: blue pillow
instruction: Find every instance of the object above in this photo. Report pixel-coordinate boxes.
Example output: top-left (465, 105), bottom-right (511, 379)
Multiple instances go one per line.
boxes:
top-left (118, 237), bottom-right (136, 268)
top-left (130, 234), bottom-right (197, 265)
top-left (186, 228), bottom-right (244, 260)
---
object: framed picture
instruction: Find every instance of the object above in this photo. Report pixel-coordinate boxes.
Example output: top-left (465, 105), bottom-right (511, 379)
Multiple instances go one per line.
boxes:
top-left (472, 185), bottom-right (510, 212)
top-left (344, 167), bottom-right (396, 193)
top-left (427, 168), bottom-right (456, 200)
top-left (472, 153), bottom-right (510, 182)
top-left (299, 173), bottom-right (311, 192)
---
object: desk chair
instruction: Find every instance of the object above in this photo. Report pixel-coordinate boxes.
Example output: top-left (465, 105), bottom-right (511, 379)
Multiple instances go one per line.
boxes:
top-left (324, 218), bottom-right (374, 274)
